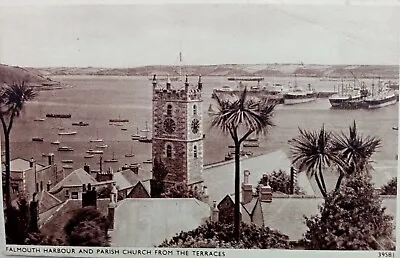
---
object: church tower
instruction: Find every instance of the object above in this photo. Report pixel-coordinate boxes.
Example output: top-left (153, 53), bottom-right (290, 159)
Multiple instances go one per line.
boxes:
top-left (151, 74), bottom-right (204, 187)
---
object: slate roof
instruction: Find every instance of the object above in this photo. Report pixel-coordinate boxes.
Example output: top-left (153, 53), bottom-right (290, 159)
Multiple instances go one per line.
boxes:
top-left (113, 168), bottom-right (152, 191)
top-left (259, 196), bottom-right (397, 241)
top-left (36, 191), bottom-right (63, 214)
top-left (49, 168), bottom-right (98, 193)
top-left (112, 198), bottom-right (210, 247)
top-left (203, 149), bottom-right (315, 203)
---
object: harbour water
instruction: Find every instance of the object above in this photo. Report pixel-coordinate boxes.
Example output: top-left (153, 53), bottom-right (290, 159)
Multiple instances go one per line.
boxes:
top-left (1, 75), bottom-right (398, 174)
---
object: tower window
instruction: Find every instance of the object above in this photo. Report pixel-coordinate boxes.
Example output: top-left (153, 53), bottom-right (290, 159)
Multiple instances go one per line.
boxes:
top-left (194, 145), bottom-right (198, 158)
top-left (167, 104), bottom-right (173, 116)
top-left (166, 145), bottom-right (172, 158)
top-left (193, 105), bottom-right (197, 116)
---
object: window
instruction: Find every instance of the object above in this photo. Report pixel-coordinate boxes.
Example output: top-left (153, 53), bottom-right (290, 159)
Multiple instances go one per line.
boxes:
top-left (167, 104), bottom-right (173, 116)
top-left (65, 190), bottom-right (69, 198)
top-left (40, 181), bottom-right (43, 191)
top-left (194, 145), bottom-right (198, 158)
top-left (166, 145), bottom-right (172, 158)
top-left (193, 105), bottom-right (197, 116)
top-left (71, 192), bottom-right (78, 199)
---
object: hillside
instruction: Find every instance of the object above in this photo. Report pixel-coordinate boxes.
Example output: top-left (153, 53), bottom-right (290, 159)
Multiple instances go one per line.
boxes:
top-left (37, 64), bottom-right (399, 79)
top-left (0, 64), bottom-right (63, 90)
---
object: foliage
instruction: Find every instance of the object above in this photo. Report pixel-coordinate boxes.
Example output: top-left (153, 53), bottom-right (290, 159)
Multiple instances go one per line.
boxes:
top-left (258, 170), bottom-right (303, 195)
top-left (290, 125), bottom-right (341, 198)
top-left (161, 182), bottom-right (201, 199)
top-left (64, 207), bottom-right (110, 246)
top-left (381, 177), bottom-right (397, 195)
top-left (25, 232), bottom-right (64, 246)
top-left (332, 120), bottom-right (381, 190)
top-left (211, 88), bottom-right (275, 239)
top-left (151, 157), bottom-right (169, 198)
top-left (1, 82), bottom-right (36, 207)
top-left (304, 175), bottom-right (395, 250)
top-left (159, 221), bottom-right (291, 249)
top-left (5, 198), bottom-right (32, 244)
top-left (97, 186), bottom-right (111, 199)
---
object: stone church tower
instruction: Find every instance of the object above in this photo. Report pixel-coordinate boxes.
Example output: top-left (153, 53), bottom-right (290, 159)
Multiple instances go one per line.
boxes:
top-left (151, 74), bottom-right (204, 188)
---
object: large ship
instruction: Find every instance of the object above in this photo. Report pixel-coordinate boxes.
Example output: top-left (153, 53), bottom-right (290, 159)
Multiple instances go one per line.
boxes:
top-left (329, 80), bottom-right (369, 109)
top-left (283, 78), bottom-right (317, 105)
top-left (364, 80), bottom-right (397, 109)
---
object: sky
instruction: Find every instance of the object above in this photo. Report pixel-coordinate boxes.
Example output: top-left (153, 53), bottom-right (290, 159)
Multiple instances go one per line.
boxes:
top-left (0, 4), bottom-right (399, 67)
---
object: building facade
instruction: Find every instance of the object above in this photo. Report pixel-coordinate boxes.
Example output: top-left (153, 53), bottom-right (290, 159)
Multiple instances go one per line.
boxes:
top-left (151, 75), bottom-right (204, 188)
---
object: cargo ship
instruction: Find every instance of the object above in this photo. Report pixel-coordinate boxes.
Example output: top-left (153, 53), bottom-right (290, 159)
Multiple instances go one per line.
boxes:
top-left (329, 81), bottom-right (369, 109)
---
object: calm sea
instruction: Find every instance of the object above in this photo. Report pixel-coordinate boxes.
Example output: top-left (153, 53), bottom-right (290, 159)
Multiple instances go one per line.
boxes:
top-left (1, 75), bottom-right (398, 174)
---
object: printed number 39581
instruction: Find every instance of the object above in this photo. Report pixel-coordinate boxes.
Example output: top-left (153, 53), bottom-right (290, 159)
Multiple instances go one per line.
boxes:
top-left (379, 252), bottom-right (395, 257)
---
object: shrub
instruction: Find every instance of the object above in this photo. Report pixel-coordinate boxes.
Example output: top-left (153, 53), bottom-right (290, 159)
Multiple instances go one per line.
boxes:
top-left (304, 175), bottom-right (395, 250)
top-left (258, 170), bottom-right (302, 195)
top-left (159, 221), bottom-right (291, 249)
top-left (381, 177), bottom-right (397, 195)
top-left (161, 182), bottom-right (201, 199)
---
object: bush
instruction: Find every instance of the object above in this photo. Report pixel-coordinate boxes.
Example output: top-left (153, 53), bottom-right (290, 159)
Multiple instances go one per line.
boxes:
top-left (161, 182), bottom-right (201, 199)
top-left (64, 207), bottom-right (110, 246)
top-left (159, 221), bottom-right (291, 249)
top-left (381, 177), bottom-right (397, 195)
top-left (304, 175), bottom-right (395, 250)
top-left (258, 170), bottom-right (302, 195)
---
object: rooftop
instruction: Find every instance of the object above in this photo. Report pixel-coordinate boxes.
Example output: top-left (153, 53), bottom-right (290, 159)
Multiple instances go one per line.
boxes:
top-left (112, 198), bottom-right (210, 247)
top-left (7, 158), bottom-right (46, 172)
top-left (49, 168), bottom-right (98, 193)
top-left (113, 168), bottom-right (152, 191)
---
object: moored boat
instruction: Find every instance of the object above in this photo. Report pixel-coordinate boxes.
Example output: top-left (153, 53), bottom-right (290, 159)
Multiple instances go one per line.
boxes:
top-left (46, 113), bottom-right (71, 118)
top-left (58, 146), bottom-right (74, 152)
top-left (283, 80), bottom-right (317, 105)
top-left (364, 79), bottom-right (397, 109)
top-left (329, 81), bottom-right (369, 109)
top-left (51, 140), bottom-right (61, 145)
top-left (32, 137), bottom-right (44, 142)
top-left (61, 160), bottom-right (74, 163)
top-left (72, 121), bottom-right (89, 126)
top-left (62, 165), bottom-right (73, 170)
top-left (86, 149), bottom-right (104, 154)
top-left (58, 131), bottom-right (77, 136)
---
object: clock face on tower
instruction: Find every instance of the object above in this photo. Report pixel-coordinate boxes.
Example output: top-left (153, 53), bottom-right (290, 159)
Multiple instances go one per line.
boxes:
top-left (163, 118), bottom-right (176, 134)
top-left (191, 119), bottom-right (200, 134)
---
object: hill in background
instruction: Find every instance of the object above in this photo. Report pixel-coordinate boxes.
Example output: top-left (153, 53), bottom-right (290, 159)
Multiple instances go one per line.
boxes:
top-left (0, 64), bottom-right (62, 90)
top-left (37, 64), bottom-right (399, 79)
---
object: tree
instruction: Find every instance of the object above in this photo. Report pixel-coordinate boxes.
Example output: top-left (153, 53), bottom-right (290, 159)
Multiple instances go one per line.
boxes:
top-left (331, 120), bottom-right (381, 191)
top-left (64, 207), bottom-right (110, 246)
top-left (150, 157), bottom-right (170, 198)
top-left (304, 174), bottom-right (395, 250)
top-left (159, 221), bottom-right (291, 249)
top-left (1, 82), bottom-right (36, 207)
top-left (5, 197), bottom-right (34, 244)
top-left (381, 177), bottom-right (397, 195)
top-left (258, 170), bottom-right (303, 195)
top-left (161, 182), bottom-right (201, 199)
top-left (211, 88), bottom-right (275, 240)
top-left (290, 125), bottom-right (342, 198)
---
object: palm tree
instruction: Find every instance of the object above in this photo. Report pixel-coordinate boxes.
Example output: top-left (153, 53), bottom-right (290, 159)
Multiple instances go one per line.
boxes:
top-left (331, 120), bottom-right (381, 191)
top-left (1, 82), bottom-right (36, 207)
top-left (290, 125), bottom-right (342, 198)
top-left (211, 88), bottom-right (275, 240)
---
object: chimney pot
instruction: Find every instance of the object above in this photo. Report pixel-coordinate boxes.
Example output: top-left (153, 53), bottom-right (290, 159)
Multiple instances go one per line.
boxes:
top-left (211, 200), bottom-right (219, 222)
top-left (243, 170), bottom-right (250, 184)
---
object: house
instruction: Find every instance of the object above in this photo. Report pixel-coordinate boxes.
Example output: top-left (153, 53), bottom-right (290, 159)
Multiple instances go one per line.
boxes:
top-left (49, 167), bottom-right (113, 202)
top-left (2, 155), bottom-right (61, 201)
top-left (112, 166), bottom-right (151, 198)
top-left (110, 198), bottom-right (211, 247)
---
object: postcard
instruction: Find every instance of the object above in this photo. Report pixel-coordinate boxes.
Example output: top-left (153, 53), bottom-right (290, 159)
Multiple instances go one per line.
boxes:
top-left (0, 1), bottom-right (398, 258)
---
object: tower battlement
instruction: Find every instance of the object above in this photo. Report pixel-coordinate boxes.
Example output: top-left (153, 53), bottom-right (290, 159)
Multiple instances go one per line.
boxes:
top-left (152, 74), bottom-right (203, 101)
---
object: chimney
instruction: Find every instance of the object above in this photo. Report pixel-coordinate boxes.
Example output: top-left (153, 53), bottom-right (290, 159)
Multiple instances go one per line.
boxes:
top-left (82, 184), bottom-right (86, 192)
top-left (82, 186), bottom-right (97, 208)
top-left (201, 185), bottom-right (209, 204)
top-left (29, 194), bottom-right (39, 233)
top-left (29, 157), bottom-right (34, 168)
top-left (108, 202), bottom-right (116, 231)
top-left (198, 75), bottom-right (203, 91)
top-left (48, 153), bottom-right (55, 166)
top-left (46, 180), bottom-right (52, 191)
top-left (241, 170), bottom-right (252, 204)
top-left (211, 200), bottom-right (219, 222)
top-left (83, 163), bottom-right (90, 173)
top-left (260, 184), bottom-right (272, 203)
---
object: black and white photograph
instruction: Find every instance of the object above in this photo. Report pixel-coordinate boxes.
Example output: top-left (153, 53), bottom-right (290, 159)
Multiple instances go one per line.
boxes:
top-left (0, 2), bottom-right (399, 256)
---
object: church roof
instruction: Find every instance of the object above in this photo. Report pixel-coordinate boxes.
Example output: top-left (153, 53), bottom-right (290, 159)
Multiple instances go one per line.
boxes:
top-left (203, 149), bottom-right (315, 203)
top-left (113, 168), bottom-right (152, 191)
top-left (112, 198), bottom-right (210, 247)
top-left (49, 168), bottom-right (98, 193)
